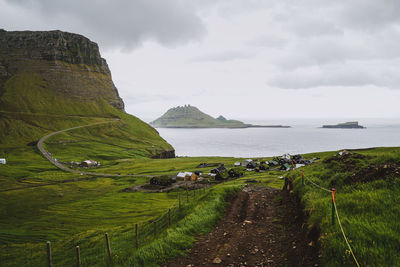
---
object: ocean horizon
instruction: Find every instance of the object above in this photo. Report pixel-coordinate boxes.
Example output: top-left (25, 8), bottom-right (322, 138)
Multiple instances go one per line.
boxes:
top-left (157, 118), bottom-right (400, 157)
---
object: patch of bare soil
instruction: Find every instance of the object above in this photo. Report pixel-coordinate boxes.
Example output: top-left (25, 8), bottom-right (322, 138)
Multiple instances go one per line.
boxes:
top-left (166, 186), bottom-right (320, 267)
top-left (323, 152), bottom-right (367, 164)
top-left (122, 181), bottom-right (209, 193)
top-left (345, 163), bottom-right (400, 184)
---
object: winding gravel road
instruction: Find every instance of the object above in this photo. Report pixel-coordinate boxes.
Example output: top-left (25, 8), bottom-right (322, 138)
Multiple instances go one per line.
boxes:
top-left (37, 119), bottom-right (152, 178)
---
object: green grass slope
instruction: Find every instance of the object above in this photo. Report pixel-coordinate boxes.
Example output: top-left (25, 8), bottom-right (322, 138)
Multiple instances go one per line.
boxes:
top-left (0, 149), bottom-right (283, 266)
top-left (0, 73), bottom-right (173, 157)
top-left (286, 147), bottom-right (400, 267)
top-left (150, 105), bottom-right (247, 128)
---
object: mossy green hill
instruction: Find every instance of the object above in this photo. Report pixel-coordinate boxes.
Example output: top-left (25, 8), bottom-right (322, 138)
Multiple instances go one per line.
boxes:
top-left (0, 30), bottom-right (174, 158)
top-left (150, 105), bottom-right (248, 128)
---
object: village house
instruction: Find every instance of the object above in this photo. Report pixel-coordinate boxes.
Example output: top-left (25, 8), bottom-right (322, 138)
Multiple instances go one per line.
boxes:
top-left (210, 164), bottom-right (227, 174)
top-left (176, 171), bottom-right (198, 181)
top-left (241, 159), bottom-right (254, 167)
top-left (0, 158), bottom-right (6, 164)
top-left (81, 160), bottom-right (98, 167)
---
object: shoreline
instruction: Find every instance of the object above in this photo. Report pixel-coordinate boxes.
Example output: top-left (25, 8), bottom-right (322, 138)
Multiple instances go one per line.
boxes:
top-left (153, 125), bottom-right (291, 129)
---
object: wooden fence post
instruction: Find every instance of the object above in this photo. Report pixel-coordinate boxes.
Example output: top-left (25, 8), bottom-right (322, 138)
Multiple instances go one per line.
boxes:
top-left (46, 241), bottom-right (52, 267)
top-left (76, 246), bottom-right (81, 267)
top-left (105, 233), bottom-right (112, 263)
top-left (331, 188), bottom-right (336, 226)
top-left (168, 209), bottom-right (171, 228)
top-left (283, 177), bottom-right (288, 191)
top-left (135, 224), bottom-right (138, 248)
top-left (153, 221), bottom-right (157, 236)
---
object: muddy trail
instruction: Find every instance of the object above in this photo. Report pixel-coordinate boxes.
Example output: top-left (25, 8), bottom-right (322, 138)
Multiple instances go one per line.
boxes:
top-left (167, 186), bottom-right (320, 267)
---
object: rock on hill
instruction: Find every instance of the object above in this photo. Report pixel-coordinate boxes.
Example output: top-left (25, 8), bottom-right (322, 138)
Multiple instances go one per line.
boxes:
top-left (150, 105), bottom-right (248, 128)
top-left (0, 29), bottom-right (174, 158)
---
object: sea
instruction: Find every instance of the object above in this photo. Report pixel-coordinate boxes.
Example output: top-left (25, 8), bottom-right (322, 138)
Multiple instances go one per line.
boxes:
top-left (157, 118), bottom-right (400, 158)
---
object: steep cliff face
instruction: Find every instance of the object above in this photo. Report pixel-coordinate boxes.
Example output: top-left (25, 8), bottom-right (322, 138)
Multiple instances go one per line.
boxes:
top-left (0, 29), bottom-right (175, 158)
top-left (0, 29), bottom-right (124, 110)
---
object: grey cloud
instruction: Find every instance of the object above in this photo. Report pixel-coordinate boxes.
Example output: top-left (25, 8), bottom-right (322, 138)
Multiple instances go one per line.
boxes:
top-left (337, 0), bottom-right (400, 31)
top-left (282, 0), bottom-right (400, 31)
top-left (274, 38), bottom-right (361, 69)
top-left (123, 93), bottom-right (179, 105)
top-left (247, 34), bottom-right (287, 48)
top-left (269, 62), bottom-right (400, 89)
top-left (274, 28), bottom-right (400, 70)
top-left (3, 0), bottom-right (206, 49)
top-left (188, 50), bottom-right (255, 63)
top-left (286, 18), bottom-right (343, 38)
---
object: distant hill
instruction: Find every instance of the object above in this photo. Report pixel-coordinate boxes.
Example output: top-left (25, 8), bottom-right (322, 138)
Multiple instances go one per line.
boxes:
top-left (150, 105), bottom-right (248, 128)
top-left (322, 121), bottom-right (365, 129)
top-left (0, 30), bottom-right (174, 158)
top-left (150, 105), bottom-right (291, 128)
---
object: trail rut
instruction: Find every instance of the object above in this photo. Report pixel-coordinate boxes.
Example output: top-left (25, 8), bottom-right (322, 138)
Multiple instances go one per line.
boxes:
top-left (167, 186), bottom-right (320, 267)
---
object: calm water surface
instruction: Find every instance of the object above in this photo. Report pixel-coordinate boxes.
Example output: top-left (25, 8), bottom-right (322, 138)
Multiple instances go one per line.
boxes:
top-left (157, 119), bottom-right (400, 157)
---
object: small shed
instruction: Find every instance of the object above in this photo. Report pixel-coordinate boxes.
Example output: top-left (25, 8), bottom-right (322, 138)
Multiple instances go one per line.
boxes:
top-left (210, 164), bottom-right (227, 174)
top-left (190, 173), bottom-right (198, 181)
top-left (176, 172), bottom-right (193, 181)
top-left (246, 161), bottom-right (257, 169)
top-left (281, 163), bottom-right (291, 171)
top-left (241, 159), bottom-right (253, 167)
top-left (81, 160), bottom-right (96, 167)
top-left (268, 160), bottom-right (279, 166)
top-left (0, 158), bottom-right (6, 164)
top-left (234, 162), bottom-right (241, 167)
top-left (295, 164), bottom-right (305, 169)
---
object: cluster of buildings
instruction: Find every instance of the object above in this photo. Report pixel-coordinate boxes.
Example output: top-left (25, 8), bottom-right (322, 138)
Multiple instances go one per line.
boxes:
top-left (152, 153), bottom-right (318, 187)
top-left (69, 160), bottom-right (101, 168)
top-left (234, 154), bottom-right (318, 172)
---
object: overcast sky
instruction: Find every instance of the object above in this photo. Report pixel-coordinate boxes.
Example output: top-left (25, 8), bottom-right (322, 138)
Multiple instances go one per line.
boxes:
top-left (2, 0), bottom-right (400, 121)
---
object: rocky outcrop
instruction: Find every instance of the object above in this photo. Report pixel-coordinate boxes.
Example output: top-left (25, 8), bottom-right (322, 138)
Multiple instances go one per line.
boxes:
top-left (152, 150), bottom-right (176, 159)
top-left (0, 29), bottom-right (124, 109)
top-left (322, 121), bottom-right (365, 129)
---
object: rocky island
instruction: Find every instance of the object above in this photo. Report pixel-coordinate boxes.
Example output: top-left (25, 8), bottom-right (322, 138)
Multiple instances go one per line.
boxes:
top-left (322, 121), bottom-right (365, 129)
top-left (150, 105), bottom-right (290, 128)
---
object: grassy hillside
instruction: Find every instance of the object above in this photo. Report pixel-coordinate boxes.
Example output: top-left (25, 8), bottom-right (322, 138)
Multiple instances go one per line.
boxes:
top-left (286, 147), bottom-right (400, 267)
top-left (0, 73), bottom-right (173, 157)
top-left (3, 131), bottom-right (400, 266)
top-left (0, 142), bottom-right (285, 267)
top-left (150, 105), bottom-right (247, 128)
top-left (0, 74), bottom-right (115, 116)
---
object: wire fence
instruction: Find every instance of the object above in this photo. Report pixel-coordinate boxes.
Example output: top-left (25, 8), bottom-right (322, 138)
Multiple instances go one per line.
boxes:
top-left (301, 174), bottom-right (360, 267)
top-left (0, 186), bottom-right (211, 267)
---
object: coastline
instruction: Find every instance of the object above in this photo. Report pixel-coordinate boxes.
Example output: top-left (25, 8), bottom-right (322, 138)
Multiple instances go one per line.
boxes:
top-left (152, 125), bottom-right (291, 129)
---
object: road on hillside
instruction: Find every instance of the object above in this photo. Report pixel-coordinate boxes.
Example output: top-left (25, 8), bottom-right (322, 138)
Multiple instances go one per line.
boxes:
top-left (37, 119), bottom-right (152, 178)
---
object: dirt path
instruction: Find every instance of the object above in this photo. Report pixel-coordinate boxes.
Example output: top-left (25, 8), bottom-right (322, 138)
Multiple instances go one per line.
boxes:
top-left (167, 186), bottom-right (320, 267)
